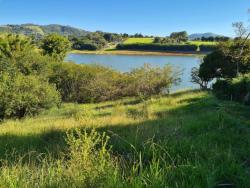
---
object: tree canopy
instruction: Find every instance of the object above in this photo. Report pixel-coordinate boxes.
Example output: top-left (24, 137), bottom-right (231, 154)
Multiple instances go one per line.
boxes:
top-left (41, 34), bottom-right (71, 61)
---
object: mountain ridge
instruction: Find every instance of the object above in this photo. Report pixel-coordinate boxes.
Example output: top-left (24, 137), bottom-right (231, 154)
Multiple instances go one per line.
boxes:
top-left (0, 24), bottom-right (89, 37)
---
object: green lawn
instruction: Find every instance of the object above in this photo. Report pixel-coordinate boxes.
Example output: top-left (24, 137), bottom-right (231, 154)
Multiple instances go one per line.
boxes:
top-left (123, 37), bottom-right (154, 44)
top-left (188, 41), bottom-right (217, 46)
top-left (1, 90), bottom-right (250, 187)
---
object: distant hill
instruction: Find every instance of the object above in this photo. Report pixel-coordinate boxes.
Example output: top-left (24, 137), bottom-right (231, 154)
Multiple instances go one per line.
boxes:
top-left (0, 24), bottom-right (89, 38)
top-left (189, 33), bottom-right (222, 40)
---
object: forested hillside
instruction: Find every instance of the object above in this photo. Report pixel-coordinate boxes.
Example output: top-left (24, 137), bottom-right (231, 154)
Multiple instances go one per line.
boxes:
top-left (0, 24), bottom-right (89, 38)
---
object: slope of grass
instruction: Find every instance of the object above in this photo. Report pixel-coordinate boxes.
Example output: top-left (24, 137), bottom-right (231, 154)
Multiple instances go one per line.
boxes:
top-left (123, 37), bottom-right (154, 44)
top-left (0, 90), bottom-right (250, 187)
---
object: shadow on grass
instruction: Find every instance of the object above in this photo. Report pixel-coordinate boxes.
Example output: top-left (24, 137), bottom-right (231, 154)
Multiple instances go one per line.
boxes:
top-left (0, 91), bottom-right (249, 166)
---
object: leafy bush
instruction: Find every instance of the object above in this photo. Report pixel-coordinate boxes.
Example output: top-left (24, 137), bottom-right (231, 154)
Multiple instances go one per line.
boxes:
top-left (126, 64), bottom-right (180, 97)
top-left (0, 34), bottom-right (62, 119)
top-left (213, 74), bottom-right (250, 104)
top-left (0, 72), bottom-right (61, 119)
top-left (49, 62), bottom-right (125, 103)
top-left (116, 43), bottom-right (198, 52)
top-left (6, 50), bottom-right (54, 77)
top-left (49, 63), bottom-right (180, 103)
top-left (41, 33), bottom-right (71, 61)
top-left (0, 34), bottom-right (34, 58)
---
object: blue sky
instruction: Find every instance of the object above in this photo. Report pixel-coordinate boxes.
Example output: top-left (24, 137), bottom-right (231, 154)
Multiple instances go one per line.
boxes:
top-left (0, 0), bottom-right (249, 36)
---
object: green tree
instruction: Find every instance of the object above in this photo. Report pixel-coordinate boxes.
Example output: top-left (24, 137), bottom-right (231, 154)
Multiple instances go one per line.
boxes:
top-left (153, 37), bottom-right (162, 43)
top-left (170, 31), bottom-right (188, 43)
top-left (41, 34), bottom-right (71, 61)
top-left (0, 72), bottom-right (61, 119)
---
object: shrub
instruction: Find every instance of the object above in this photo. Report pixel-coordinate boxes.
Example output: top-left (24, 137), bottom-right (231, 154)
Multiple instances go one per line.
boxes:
top-left (126, 64), bottom-right (180, 97)
top-left (213, 74), bottom-right (250, 104)
top-left (0, 72), bottom-right (61, 119)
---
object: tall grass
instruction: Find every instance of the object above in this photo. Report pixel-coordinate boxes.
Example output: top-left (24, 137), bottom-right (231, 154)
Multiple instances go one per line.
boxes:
top-left (0, 90), bottom-right (250, 187)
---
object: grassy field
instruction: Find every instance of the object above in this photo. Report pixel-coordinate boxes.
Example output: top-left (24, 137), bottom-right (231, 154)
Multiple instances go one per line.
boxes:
top-left (0, 90), bottom-right (250, 187)
top-left (123, 37), bottom-right (154, 44)
top-left (188, 41), bottom-right (217, 46)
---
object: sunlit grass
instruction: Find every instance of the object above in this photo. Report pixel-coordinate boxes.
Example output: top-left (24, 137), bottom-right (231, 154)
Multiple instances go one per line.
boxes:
top-left (0, 90), bottom-right (250, 187)
top-left (123, 37), bottom-right (154, 44)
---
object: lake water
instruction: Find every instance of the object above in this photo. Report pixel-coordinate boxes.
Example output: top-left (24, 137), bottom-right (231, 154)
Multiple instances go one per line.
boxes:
top-left (66, 54), bottom-right (202, 92)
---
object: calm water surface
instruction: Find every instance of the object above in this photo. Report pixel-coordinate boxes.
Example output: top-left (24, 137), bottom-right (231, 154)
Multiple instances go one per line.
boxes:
top-left (66, 54), bottom-right (202, 91)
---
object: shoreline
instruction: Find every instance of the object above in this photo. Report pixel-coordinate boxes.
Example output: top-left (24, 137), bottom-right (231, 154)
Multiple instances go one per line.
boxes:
top-left (70, 50), bottom-right (206, 57)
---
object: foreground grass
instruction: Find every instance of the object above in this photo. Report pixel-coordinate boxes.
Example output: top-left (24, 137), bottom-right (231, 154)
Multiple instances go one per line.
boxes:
top-left (0, 90), bottom-right (250, 187)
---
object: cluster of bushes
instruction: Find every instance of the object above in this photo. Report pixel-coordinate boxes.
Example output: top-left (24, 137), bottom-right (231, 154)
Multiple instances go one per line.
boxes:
top-left (69, 32), bottom-right (124, 51)
top-left (0, 34), bottom-right (179, 119)
top-left (50, 62), bottom-right (179, 103)
top-left (0, 44), bottom-right (61, 119)
top-left (193, 36), bottom-right (230, 42)
top-left (193, 35), bottom-right (250, 105)
top-left (69, 33), bottom-right (107, 51)
top-left (116, 43), bottom-right (198, 52)
top-left (213, 74), bottom-right (250, 104)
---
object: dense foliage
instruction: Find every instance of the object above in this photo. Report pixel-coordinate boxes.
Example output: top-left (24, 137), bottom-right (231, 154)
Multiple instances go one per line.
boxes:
top-left (70, 32), bottom-right (124, 51)
top-left (169, 31), bottom-right (188, 43)
top-left (0, 34), bottom-right (34, 58)
top-left (0, 34), bottom-right (180, 119)
top-left (117, 43), bottom-right (198, 52)
top-left (194, 31), bottom-right (250, 104)
top-left (41, 34), bottom-right (71, 61)
top-left (213, 74), bottom-right (250, 104)
top-left (0, 72), bottom-right (60, 119)
top-left (193, 36), bottom-right (230, 42)
top-left (50, 62), bottom-right (180, 103)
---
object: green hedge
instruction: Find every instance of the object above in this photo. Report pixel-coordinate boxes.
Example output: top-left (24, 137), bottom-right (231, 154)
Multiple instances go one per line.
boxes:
top-left (116, 43), bottom-right (198, 52)
top-left (199, 45), bottom-right (217, 52)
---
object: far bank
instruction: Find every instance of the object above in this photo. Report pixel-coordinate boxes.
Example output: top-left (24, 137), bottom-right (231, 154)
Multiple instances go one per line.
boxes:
top-left (70, 49), bottom-right (207, 57)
